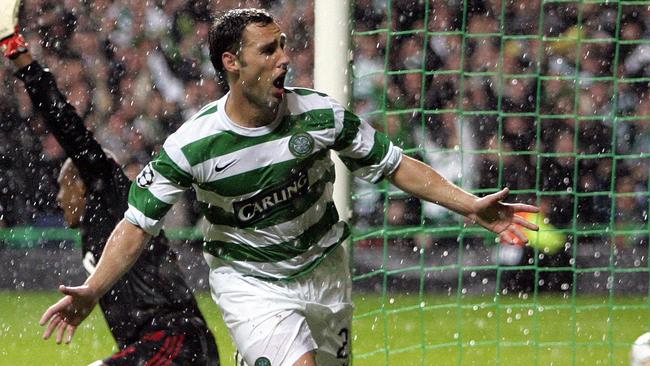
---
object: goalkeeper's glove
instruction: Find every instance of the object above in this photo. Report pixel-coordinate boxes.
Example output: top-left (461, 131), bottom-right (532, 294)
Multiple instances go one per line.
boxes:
top-left (0, 28), bottom-right (28, 59)
top-left (0, 0), bottom-right (26, 59)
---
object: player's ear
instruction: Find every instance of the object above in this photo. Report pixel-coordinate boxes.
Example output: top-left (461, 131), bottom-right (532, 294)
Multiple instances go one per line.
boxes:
top-left (222, 51), bottom-right (240, 74)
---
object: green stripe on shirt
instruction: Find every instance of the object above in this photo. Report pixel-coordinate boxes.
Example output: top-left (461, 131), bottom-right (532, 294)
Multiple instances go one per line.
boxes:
top-left (269, 235), bottom-right (349, 281)
top-left (127, 185), bottom-right (173, 220)
top-left (331, 110), bottom-right (361, 151)
top-left (203, 202), bottom-right (340, 262)
top-left (339, 130), bottom-right (391, 172)
top-left (181, 109), bottom-right (335, 166)
top-left (193, 104), bottom-right (219, 120)
top-left (287, 88), bottom-right (328, 97)
top-left (196, 150), bottom-right (328, 197)
top-left (153, 149), bottom-right (194, 188)
top-left (200, 165), bottom-right (335, 229)
top-left (181, 120), bottom-right (293, 166)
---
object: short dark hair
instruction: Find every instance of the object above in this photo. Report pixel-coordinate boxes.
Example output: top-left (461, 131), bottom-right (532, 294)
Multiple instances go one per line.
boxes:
top-left (209, 8), bottom-right (275, 83)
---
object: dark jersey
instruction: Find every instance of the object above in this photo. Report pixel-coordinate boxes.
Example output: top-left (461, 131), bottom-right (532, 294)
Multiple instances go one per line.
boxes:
top-left (16, 62), bottom-right (218, 359)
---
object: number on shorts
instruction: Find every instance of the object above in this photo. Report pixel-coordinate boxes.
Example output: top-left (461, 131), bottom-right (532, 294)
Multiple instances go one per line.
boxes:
top-left (337, 327), bottom-right (349, 360)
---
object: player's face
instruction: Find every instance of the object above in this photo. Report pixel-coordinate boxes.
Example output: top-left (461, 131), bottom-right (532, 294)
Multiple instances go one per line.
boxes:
top-left (236, 22), bottom-right (289, 111)
top-left (56, 163), bottom-right (87, 228)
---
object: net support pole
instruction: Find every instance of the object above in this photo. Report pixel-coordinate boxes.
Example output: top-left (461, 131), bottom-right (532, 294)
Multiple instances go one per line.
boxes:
top-left (314, 0), bottom-right (351, 221)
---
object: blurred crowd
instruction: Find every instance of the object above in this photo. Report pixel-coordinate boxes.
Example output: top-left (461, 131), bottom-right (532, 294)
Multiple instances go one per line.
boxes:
top-left (351, 0), bottom-right (649, 251)
top-left (0, 0), bottom-right (313, 229)
top-left (0, 0), bottom-right (648, 252)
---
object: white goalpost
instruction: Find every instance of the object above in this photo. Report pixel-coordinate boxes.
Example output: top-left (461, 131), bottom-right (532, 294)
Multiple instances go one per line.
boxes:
top-left (314, 0), bottom-right (351, 222)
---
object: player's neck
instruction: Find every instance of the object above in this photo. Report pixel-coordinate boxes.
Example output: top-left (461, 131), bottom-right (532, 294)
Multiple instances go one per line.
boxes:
top-left (225, 88), bottom-right (280, 128)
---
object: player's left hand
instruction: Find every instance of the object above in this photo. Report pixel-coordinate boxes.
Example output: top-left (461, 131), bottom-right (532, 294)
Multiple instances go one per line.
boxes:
top-left (39, 284), bottom-right (98, 344)
top-left (467, 187), bottom-right (540, 245)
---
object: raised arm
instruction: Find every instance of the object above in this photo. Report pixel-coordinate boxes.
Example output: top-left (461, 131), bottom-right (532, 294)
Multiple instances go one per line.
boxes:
top-left (39, 219), bottom-right (150, 344)
top-left (388, 155), bottom-right (540, 244)
top-left (11, 41), bottom-right (115, 186)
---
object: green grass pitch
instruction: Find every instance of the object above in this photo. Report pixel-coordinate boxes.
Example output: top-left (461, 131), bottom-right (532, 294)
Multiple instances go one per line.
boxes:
top-left (0, 291), bottom-right (647, 365)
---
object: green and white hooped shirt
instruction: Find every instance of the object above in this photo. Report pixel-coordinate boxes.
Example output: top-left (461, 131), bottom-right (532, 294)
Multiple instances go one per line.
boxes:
top-left (125, 87), bottom-right (403, 280)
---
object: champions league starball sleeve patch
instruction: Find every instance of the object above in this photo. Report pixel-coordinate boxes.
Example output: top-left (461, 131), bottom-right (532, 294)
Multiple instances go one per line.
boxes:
top-left (136, 162), bottom-right (156, 188)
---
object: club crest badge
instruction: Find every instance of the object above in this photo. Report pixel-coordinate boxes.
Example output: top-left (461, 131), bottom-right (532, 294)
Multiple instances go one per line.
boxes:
top-left (254, 357), bottom-right (271, 366)
top-left (288, 132), bottom-right (314, 158)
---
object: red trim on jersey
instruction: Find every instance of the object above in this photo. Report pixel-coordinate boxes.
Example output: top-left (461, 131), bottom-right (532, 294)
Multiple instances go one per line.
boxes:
top-left (110, 345), bottom-right (137, 360)
top-left (160, 334), bottom-right (186, 366)
top-left (144, 336), bottom-right (176, 366)
top-left (143, 330), bottom-right (166, 342)
top-left (0, 28), bottom-right (28, 59)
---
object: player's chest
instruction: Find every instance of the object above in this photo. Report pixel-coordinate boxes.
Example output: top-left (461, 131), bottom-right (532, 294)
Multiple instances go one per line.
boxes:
top-left (197, 131), bottom-right (327, 197)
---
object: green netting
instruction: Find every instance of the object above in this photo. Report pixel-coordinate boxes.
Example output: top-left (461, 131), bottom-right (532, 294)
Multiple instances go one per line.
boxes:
top-left (350, 1), bottom-right (649, 365)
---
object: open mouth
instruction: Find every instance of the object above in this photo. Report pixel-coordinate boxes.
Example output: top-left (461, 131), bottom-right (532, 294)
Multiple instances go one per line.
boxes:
top-left (273, 73), bottom-right (286, 89)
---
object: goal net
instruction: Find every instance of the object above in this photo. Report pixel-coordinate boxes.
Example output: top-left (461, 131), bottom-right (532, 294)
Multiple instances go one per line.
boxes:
top-left (349, 1), bottom-right (650, 365)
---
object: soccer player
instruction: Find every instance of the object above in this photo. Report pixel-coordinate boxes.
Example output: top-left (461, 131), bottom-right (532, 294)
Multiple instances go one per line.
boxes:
top-left (1, 9), bottom-right (220, 366)
top-left (40, 8), bottom-right (540, 366)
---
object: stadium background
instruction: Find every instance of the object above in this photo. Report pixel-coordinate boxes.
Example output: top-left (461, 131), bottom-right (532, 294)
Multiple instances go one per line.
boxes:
top-left (0, 0), bottom-right (649, 365)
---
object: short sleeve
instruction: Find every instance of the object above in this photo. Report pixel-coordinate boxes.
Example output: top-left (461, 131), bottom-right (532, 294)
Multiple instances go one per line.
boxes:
top-left (124, 139), bottom-right (193, 236)
top-left (328, 97), bottom-right (403, 183)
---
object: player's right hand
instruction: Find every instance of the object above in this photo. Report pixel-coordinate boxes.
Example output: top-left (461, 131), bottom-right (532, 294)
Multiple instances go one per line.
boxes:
top-left (466, 187), bottom-right (540, 245)
top-left (39, 284), bottom-right (98, 344)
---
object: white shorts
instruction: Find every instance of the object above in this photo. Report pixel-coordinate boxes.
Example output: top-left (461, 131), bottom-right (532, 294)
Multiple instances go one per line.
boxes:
top-left (209, 245), bottom-right (353, 366)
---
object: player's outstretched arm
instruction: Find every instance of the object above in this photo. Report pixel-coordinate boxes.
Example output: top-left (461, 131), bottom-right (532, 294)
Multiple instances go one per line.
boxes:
top-left (388, 155), bottom-right (540, 244)
top-left (40, 219), bottom-right (151, 343)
